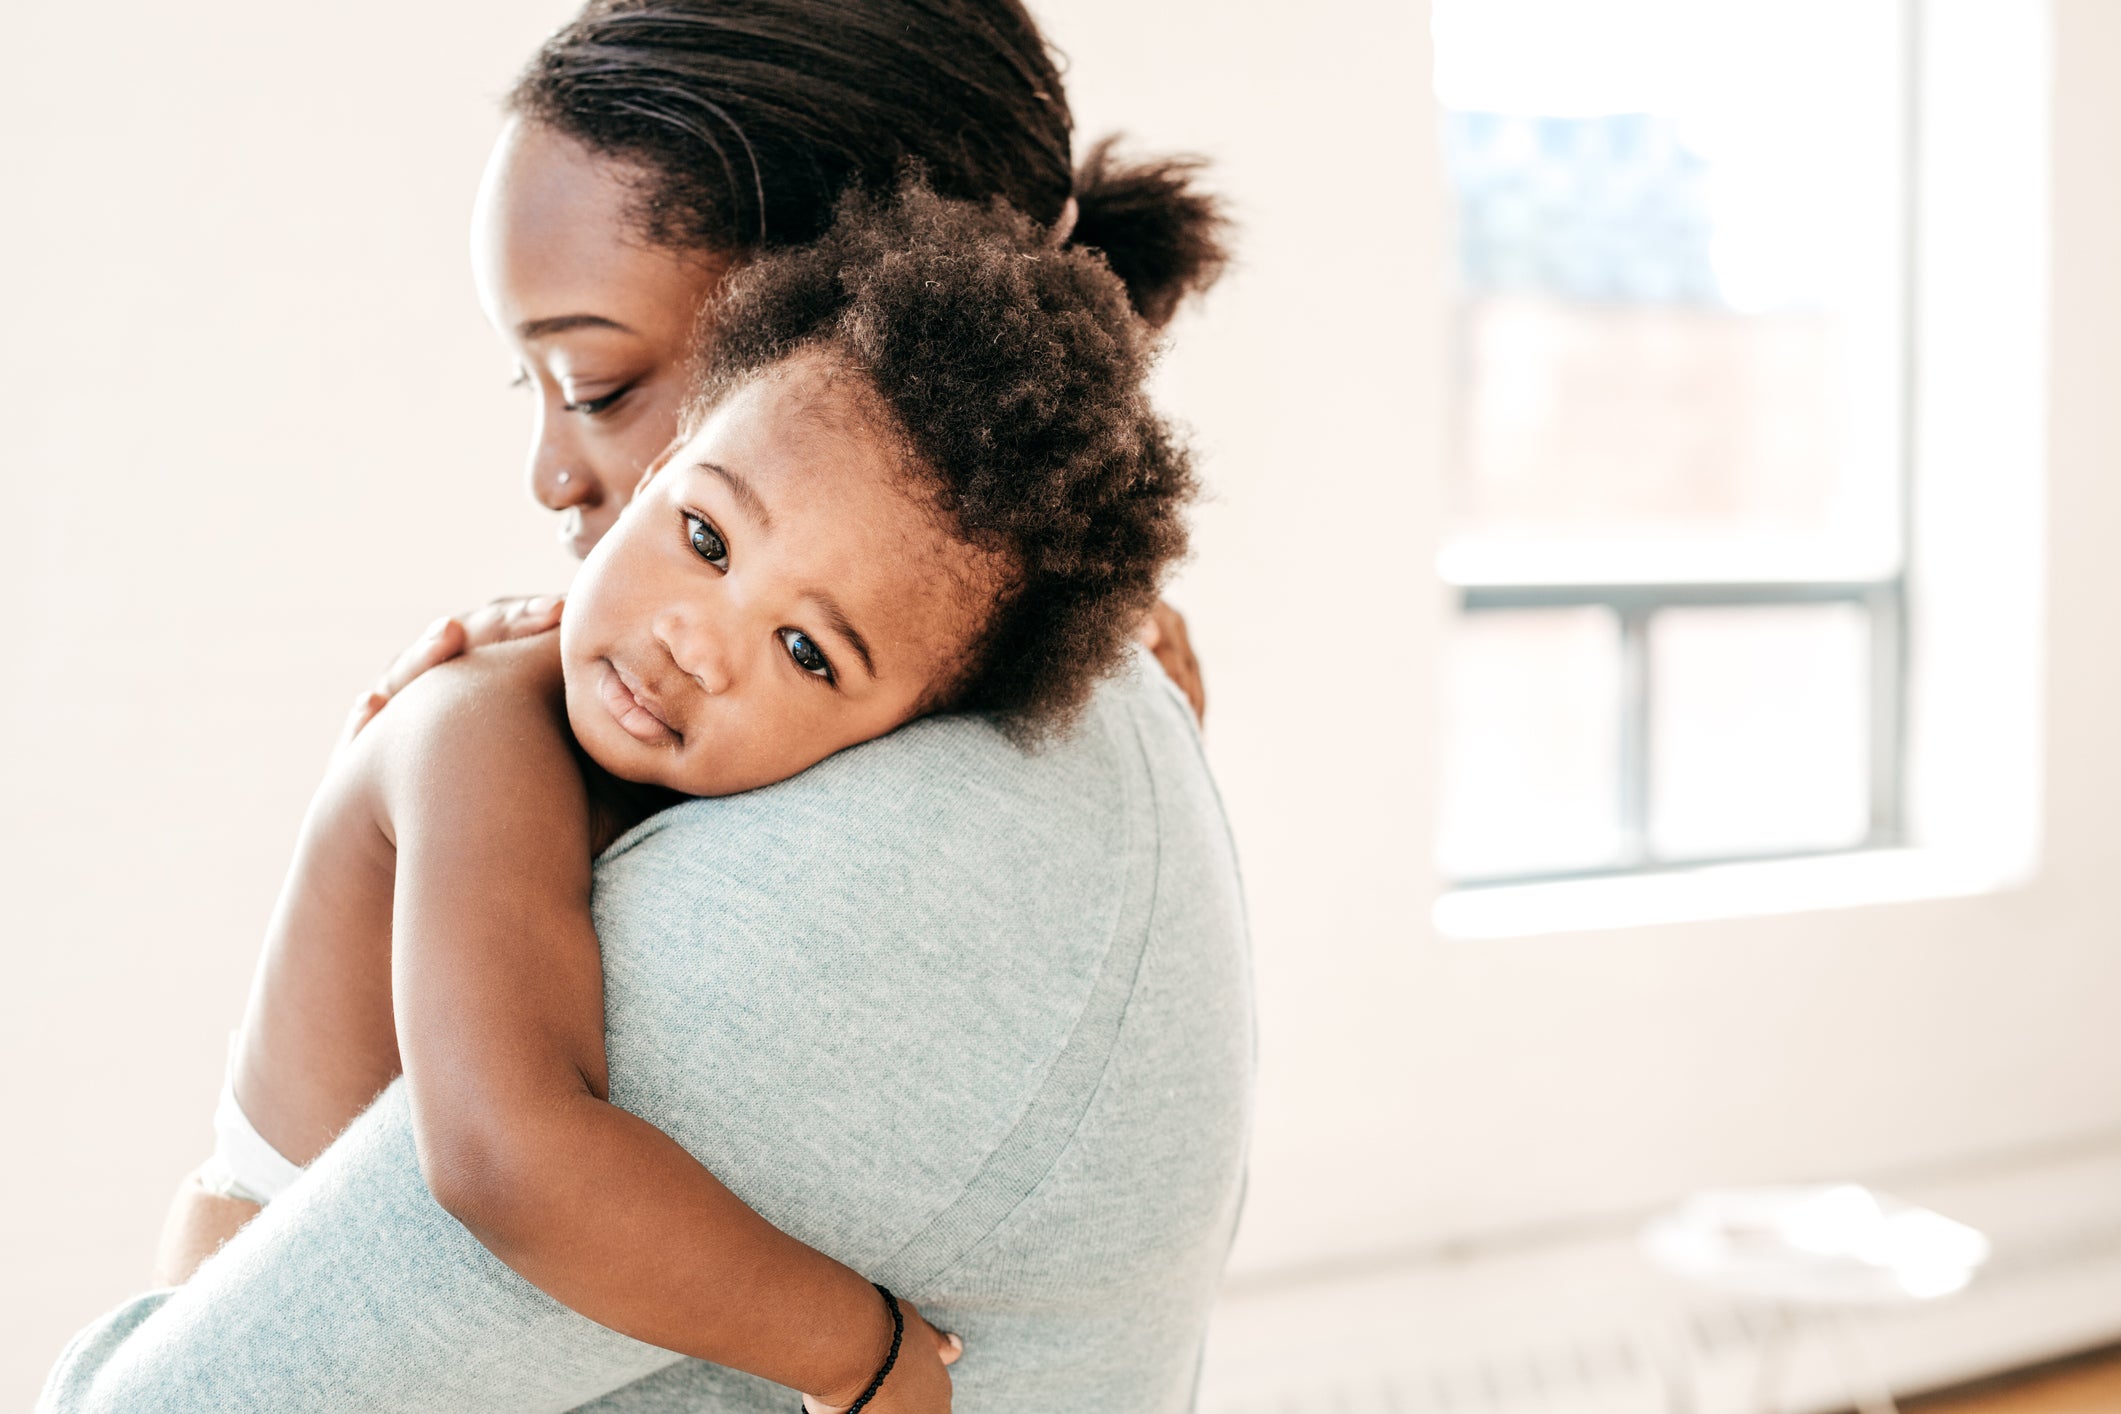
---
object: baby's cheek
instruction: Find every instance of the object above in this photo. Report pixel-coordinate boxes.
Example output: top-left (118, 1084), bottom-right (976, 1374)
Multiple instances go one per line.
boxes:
top-left (719, 714), bottom-right (835, 797)
top-left (668, 723), bottom-right (759, 799)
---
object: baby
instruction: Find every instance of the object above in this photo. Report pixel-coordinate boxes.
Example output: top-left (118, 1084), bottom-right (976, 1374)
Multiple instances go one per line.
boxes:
top-left (180, 183), bottom-right (1195, 1411)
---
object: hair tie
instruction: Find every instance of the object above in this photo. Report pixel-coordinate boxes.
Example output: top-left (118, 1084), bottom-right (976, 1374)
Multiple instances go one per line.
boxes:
top-left (1050, 195), bottom-right (1079, 246)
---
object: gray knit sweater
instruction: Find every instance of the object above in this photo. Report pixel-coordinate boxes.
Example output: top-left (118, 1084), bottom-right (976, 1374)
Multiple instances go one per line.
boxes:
top-left (41, 654), bottom-right (1254, 1412)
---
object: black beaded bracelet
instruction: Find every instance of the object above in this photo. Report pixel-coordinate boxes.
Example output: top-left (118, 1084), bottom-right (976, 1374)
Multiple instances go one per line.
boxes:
top-left (829, 1282), bottom-right (903, 1414)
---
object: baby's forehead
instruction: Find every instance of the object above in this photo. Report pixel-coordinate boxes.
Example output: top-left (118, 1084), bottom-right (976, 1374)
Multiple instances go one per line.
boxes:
top-left (684, 355), bottom-right (903, 495)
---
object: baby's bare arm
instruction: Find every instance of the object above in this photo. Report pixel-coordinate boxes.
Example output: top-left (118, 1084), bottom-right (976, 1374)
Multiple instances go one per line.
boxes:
top-left (371, 636), bottom-right (952, 1409)
top-left (153, 692), bottom-right (408, 1284)
top-left (229, 730), bottom-right (404, 1167)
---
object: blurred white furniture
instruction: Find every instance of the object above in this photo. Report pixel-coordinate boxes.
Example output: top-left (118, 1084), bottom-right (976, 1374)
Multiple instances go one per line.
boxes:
top-left (1642, 1185), bottom-right (1992, 1414)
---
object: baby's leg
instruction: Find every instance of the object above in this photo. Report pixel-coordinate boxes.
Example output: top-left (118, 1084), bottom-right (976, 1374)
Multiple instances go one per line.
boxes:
top-left (230, 751), bottom-right (403, 1170)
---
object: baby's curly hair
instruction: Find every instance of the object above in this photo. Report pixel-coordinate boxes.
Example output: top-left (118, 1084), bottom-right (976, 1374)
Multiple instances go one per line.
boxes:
top-left (687, 180), bottom-right (1197, 737)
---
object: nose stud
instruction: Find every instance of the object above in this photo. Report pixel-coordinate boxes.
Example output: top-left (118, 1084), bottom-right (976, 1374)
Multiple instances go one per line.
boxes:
top-left (557, 471), bottom-right (572, 486)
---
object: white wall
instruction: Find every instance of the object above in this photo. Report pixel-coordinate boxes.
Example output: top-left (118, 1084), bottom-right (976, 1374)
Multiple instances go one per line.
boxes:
top-left (5, 0), bottom-right (2121, 1407)
top-left (0, 1), bottom-right (579, 1398)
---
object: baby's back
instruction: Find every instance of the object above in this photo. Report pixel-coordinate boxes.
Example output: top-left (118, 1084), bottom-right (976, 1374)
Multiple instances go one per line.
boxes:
top-left (581, 653), bottom-right (1254, 1412)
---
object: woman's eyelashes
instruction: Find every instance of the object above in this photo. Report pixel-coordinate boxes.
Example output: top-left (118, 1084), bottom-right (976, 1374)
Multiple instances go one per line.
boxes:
top-left (682, 511), bottom-right (729, 569)
top-left (508, 368), bottom-right (635, 419)
top-left (562, 383), bottom-right (633, 418)
top-left (779, 629), bottom-right (835, 683)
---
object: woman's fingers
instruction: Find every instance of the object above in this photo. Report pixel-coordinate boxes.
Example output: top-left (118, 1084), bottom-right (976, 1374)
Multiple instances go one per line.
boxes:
top-left (937, 1329), bottom-right (963, 1366)
top-left (340, 617), bottom-right (463, 747)
top-left (376, 616), bottom-right (470, 700)
top-left (151, 1169), bottom-right (264, 1288)
top-left (340, 691), bottom-right (391, 746)
top-left (337, 597), bottom-right (562, 748)
top-left (459, 594), bottom-right (564, 650)
top-left (1138, 599), bottom-right (1206, 725)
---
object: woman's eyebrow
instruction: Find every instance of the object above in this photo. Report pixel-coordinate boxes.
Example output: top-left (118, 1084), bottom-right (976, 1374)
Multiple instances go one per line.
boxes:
top-left (701, 461), bottom-right (774, 531)
top-left (517, 313), bottom-right (635, 339)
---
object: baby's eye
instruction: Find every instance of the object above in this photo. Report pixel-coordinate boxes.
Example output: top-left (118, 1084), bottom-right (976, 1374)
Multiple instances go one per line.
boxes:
top-left (684, 512), bottom-right (728, 569)
top-left (780, 629), bottom-right (834, 681)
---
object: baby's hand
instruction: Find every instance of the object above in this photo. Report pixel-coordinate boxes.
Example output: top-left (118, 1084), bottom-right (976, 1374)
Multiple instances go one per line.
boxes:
top-left (803, 1299), bottom-right (962, 1414)
top-left (340, 596), bottom-right (565, 745)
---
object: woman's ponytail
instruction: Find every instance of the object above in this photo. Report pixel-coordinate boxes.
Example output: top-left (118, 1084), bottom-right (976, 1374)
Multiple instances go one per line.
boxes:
top-left (1068, 136), bottom-right (1231, 329)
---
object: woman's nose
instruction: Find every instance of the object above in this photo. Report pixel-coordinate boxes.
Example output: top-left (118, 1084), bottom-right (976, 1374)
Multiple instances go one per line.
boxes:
top-left (528, 409), bottom-right (600, 513)
top-left (654, 607), bottom-right (737, 696)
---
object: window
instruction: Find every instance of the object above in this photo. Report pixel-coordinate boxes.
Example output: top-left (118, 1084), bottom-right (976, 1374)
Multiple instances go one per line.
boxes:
top-left (1432, 0), bottom-right (1915, 886)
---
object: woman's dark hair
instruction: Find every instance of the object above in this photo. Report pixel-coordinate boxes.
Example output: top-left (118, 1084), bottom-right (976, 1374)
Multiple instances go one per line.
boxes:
top-left (689, 181), bottom-right (1194, 734)
top-left (508, 0), bottom-right (1228, 326)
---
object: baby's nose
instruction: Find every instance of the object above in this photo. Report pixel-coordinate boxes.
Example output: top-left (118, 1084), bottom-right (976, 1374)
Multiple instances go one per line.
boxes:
top-left (656, 610), bottom-right (737, 696)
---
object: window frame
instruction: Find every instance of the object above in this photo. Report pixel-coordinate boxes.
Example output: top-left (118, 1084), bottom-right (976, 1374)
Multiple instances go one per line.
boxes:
top-left (1440, 0), bottom-right (1923, 890)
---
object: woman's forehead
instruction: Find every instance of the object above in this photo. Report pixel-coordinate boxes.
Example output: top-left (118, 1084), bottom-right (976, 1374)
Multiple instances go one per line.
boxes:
top-left (471, 119), bottom-right (715, 335)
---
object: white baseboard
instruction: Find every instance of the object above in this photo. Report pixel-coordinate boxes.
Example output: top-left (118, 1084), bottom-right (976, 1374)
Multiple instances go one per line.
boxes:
top-left (1199, 1136), bottom-right (2121, 1413)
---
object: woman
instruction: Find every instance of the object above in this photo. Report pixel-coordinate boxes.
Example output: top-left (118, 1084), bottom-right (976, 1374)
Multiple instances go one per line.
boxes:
top-left (44, 3), bottom-right (1249, 1411)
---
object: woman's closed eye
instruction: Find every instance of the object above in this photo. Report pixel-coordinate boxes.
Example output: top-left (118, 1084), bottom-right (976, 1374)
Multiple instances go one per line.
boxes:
top-left (505, 369), bottom-right (634, 419)
top-left (779, 629), bottom-right (835, 683)
top-left (682, 511), bottom-right (728, 569)
top-left (562, 383), bottom-right (634, 418)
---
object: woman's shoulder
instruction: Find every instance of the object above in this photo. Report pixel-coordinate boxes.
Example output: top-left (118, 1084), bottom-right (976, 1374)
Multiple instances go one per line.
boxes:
top-left (581, 650), bottom-right (1246, 1299)
top-left (597, 648), bottom-right (1200, 884)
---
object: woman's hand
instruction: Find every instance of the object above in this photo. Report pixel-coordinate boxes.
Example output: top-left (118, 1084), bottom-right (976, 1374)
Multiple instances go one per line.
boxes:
top-left (803, 1299), bottom-right (963, 1414)
top-left (150, 1169), bottom-right (263, 1287)
top-left (340, 595), bottom-right (565, 746)
top-left (1138, 599), bottom-right (1206, 725)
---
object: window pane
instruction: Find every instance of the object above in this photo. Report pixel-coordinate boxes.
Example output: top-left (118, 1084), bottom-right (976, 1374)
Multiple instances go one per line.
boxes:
top-left (1439, 609), bottom-right (1621, 879)
top-left (1433, 0), bottom-right (1906, 584)
top-left (1647, 604), bottom-right (1870, 859)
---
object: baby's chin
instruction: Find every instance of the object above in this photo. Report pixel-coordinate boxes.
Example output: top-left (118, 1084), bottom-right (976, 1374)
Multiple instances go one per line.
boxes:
top-left (559, 653), bottom-right (855, 798)
top-left (563, 676), bottom-right (699, 794)
top-left (562, 682), bottom-right (788, 800)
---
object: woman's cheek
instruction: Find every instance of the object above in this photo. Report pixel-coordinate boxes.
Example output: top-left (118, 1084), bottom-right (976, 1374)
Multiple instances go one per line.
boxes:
top-left (611, 393), bottom-right (689, 512)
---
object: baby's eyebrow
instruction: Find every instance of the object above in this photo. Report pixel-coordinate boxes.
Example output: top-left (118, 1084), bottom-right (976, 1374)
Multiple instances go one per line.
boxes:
top-left (702, 461), bottom-right (774, 531)
top-left (809, 590), bottom-right (877, 680)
